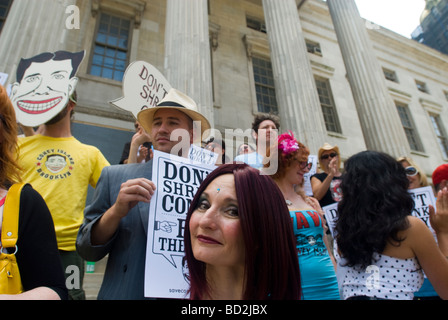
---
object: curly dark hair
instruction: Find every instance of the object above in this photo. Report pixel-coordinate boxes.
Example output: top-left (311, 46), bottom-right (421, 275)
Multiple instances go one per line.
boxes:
top-left (251, 113), bottom-right (280, 133)
top-left (335, 151), bottom-right (414, 269)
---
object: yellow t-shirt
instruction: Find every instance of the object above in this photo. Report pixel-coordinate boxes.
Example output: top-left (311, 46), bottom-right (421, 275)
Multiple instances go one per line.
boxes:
top-left (18, 134), bottom-right (110, 251)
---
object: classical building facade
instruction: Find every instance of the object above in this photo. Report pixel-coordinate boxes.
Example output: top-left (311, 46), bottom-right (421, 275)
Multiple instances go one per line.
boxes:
top-left (0, 0), bottom-right (447, 182)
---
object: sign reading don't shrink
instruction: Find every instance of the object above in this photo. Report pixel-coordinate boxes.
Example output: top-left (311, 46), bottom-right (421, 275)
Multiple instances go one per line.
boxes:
top-left (144, 150), bottom-right (216, 299)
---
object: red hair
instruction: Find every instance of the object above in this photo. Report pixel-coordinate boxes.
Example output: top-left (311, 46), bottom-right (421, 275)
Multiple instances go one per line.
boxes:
top-left (184, 163), bottom-right (301, 300)
top-left (0, 85), bottom-right (22, 188)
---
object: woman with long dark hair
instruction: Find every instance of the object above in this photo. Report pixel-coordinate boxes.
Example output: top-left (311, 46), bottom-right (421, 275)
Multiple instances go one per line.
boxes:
top-left (336, 150), bottom-right (448, 300)
top-left (184, 163), bottom-right (301, 300)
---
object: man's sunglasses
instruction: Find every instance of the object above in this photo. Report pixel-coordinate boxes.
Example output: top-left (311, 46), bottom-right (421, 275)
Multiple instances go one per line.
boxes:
top-left (321, 152), bottom-right (338, 160)
top-left (405, 166), bottom-right (418, 177)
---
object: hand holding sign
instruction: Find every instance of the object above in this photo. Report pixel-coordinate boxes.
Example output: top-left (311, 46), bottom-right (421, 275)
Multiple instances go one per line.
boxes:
top-left (114, 178), bottom-right (156, 218)
top-left (430, 187), bottom-right (448, 234)
top-left (110, 61), bottom-right (172, 118)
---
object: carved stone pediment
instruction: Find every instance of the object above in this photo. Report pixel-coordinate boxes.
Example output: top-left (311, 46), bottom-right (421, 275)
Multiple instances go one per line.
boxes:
top-left (91, 0), bottom-right (146, 27)
top-left (242, 34), bottom-right (270, 59)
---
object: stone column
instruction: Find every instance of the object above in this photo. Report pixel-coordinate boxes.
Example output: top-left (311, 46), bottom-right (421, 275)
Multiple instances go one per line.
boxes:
top-left (327, 0), bottom-right (410, 157)
top-left (0, 0), bottom-right (75, 85)
top-left (262, 0), bottom-right (327, 153)
top-left (164, 0), bottom-right (214, 129)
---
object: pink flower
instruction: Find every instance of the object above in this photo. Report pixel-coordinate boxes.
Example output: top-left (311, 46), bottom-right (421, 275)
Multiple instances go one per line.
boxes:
top-left (278, 131), bottom-right (299, 155)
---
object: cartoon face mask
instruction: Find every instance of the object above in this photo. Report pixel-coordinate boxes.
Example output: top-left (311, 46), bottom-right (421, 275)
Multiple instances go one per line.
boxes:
top-left (10, 51), bottom-right (85, 127)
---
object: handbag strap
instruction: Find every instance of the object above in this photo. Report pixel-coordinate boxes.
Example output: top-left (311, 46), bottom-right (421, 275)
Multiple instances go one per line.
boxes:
top-left (1, 183), bottom-right (26, 249)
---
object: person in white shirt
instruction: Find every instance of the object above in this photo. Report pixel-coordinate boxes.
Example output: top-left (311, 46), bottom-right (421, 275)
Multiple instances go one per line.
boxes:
top-left (234, 113), bottom-right (279, 170)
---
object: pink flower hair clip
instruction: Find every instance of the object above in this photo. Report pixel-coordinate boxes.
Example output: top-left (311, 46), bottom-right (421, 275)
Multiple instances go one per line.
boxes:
top-left (278, 131), bottom-right (299, 155)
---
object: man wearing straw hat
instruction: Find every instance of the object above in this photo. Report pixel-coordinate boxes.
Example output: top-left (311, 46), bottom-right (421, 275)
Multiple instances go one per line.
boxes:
top-left (76, 88), bottom-right (211, 300)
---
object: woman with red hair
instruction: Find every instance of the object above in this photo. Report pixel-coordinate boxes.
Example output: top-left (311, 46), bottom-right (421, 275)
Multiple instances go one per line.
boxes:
top-left (0, 85), bottom-right (66, 299)
top-left (184, 163), bottom-right (301, 300)
top-left (266, 131), bottom-right (339, 300)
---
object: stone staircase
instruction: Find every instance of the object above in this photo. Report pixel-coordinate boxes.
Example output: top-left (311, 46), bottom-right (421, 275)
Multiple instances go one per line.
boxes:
top-left (83, 256), bottom-right (108, 300)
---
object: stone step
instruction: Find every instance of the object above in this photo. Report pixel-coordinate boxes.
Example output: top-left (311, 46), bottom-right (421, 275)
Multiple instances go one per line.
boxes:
top-left (83, 255), bottom-right (108, 300)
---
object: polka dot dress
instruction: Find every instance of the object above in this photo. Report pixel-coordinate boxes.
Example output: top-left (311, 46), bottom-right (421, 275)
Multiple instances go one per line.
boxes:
top-left (336, 253), bottom-right (424, 300)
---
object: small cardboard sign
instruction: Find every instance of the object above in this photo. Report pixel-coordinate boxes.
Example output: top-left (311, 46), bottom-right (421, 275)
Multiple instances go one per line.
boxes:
top-left (322, 202), bottom-right (339, 238)
top-left (188, 144), bottom-right (219, 166)
top-left (409, 186), bottom-right (437, 239)
top-left (0, 72), bottom-right (8, 86)
top-left (110, 61), bottom-right (172, 118)
top-left (304, 155), bottom-right (318, 196)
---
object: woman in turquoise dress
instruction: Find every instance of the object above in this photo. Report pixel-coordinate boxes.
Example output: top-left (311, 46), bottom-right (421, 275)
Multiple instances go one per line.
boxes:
top-left (265, 131), bottom-right (340, 300)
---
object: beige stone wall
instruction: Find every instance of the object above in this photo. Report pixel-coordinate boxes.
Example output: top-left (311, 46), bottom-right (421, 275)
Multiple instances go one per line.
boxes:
top-left (368, 26), bottom-right (448, 176)
top-left (299, 0), bottom-right (366, 158)
top-left (2, 0), bottom-right (446, 175)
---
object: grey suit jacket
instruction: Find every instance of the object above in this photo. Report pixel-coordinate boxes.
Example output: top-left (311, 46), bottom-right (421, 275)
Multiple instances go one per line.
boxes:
top-left (76, 160), bottom-right (153, 300)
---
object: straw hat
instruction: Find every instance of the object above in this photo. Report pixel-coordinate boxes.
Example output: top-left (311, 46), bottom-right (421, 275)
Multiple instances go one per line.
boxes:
top-left (317, 142), bottom-right (341, 169)
top-left (137, 88), bottom-right (211, 141)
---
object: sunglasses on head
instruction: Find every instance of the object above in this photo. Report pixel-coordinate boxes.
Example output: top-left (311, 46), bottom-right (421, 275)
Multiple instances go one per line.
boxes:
top-left (321, 152), bottom-right (338, 160)
top-left (405, 166), bottom-right (418, 177)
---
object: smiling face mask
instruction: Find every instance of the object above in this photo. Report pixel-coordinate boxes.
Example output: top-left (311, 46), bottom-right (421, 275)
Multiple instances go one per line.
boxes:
top-left (10, 50), bottom-right (85, 127)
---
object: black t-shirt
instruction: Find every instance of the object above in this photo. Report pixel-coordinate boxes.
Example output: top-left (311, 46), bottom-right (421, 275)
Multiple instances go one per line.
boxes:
top-left (311, 172), bottom-right (343, 208)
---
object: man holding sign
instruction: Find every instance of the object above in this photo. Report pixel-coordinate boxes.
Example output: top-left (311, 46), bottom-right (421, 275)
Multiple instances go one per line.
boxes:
top-left (76, 88), bottom-right (211, 299)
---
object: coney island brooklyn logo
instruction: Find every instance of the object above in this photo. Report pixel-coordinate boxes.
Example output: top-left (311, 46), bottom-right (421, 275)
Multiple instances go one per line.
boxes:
top-left (36, 149), bottom-right (74, 180)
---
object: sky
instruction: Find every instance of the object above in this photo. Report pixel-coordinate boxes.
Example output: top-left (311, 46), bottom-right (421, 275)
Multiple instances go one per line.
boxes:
top-left (354, 0), bottom-right (426, 38)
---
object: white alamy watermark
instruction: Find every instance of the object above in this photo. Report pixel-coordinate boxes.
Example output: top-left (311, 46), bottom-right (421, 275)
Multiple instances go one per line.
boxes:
top-left (65, 5), bottom-right (80, 30)
top-left (65, 265), bottom-right (81, 289)
top-left (365, 265), bottom-right (381, 290)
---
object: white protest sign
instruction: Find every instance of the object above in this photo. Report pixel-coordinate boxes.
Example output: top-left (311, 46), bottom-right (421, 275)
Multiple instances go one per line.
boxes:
top-left (188, 144), bottom-right (219, 166)
top-left (144, 150), bottom-right (216, 299)
top-left (323, 202), bottom-right (339, 238)
top-left (0, 72), bottom-right (8, 86)
top-left (304, 155), bottom-right (318, 196)
top-left (409, 186), bottom-right (437, 240)
top-left (323, 186), bottom-right (437, 240)
top-left (110, 61), bottom-right (171, 118)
